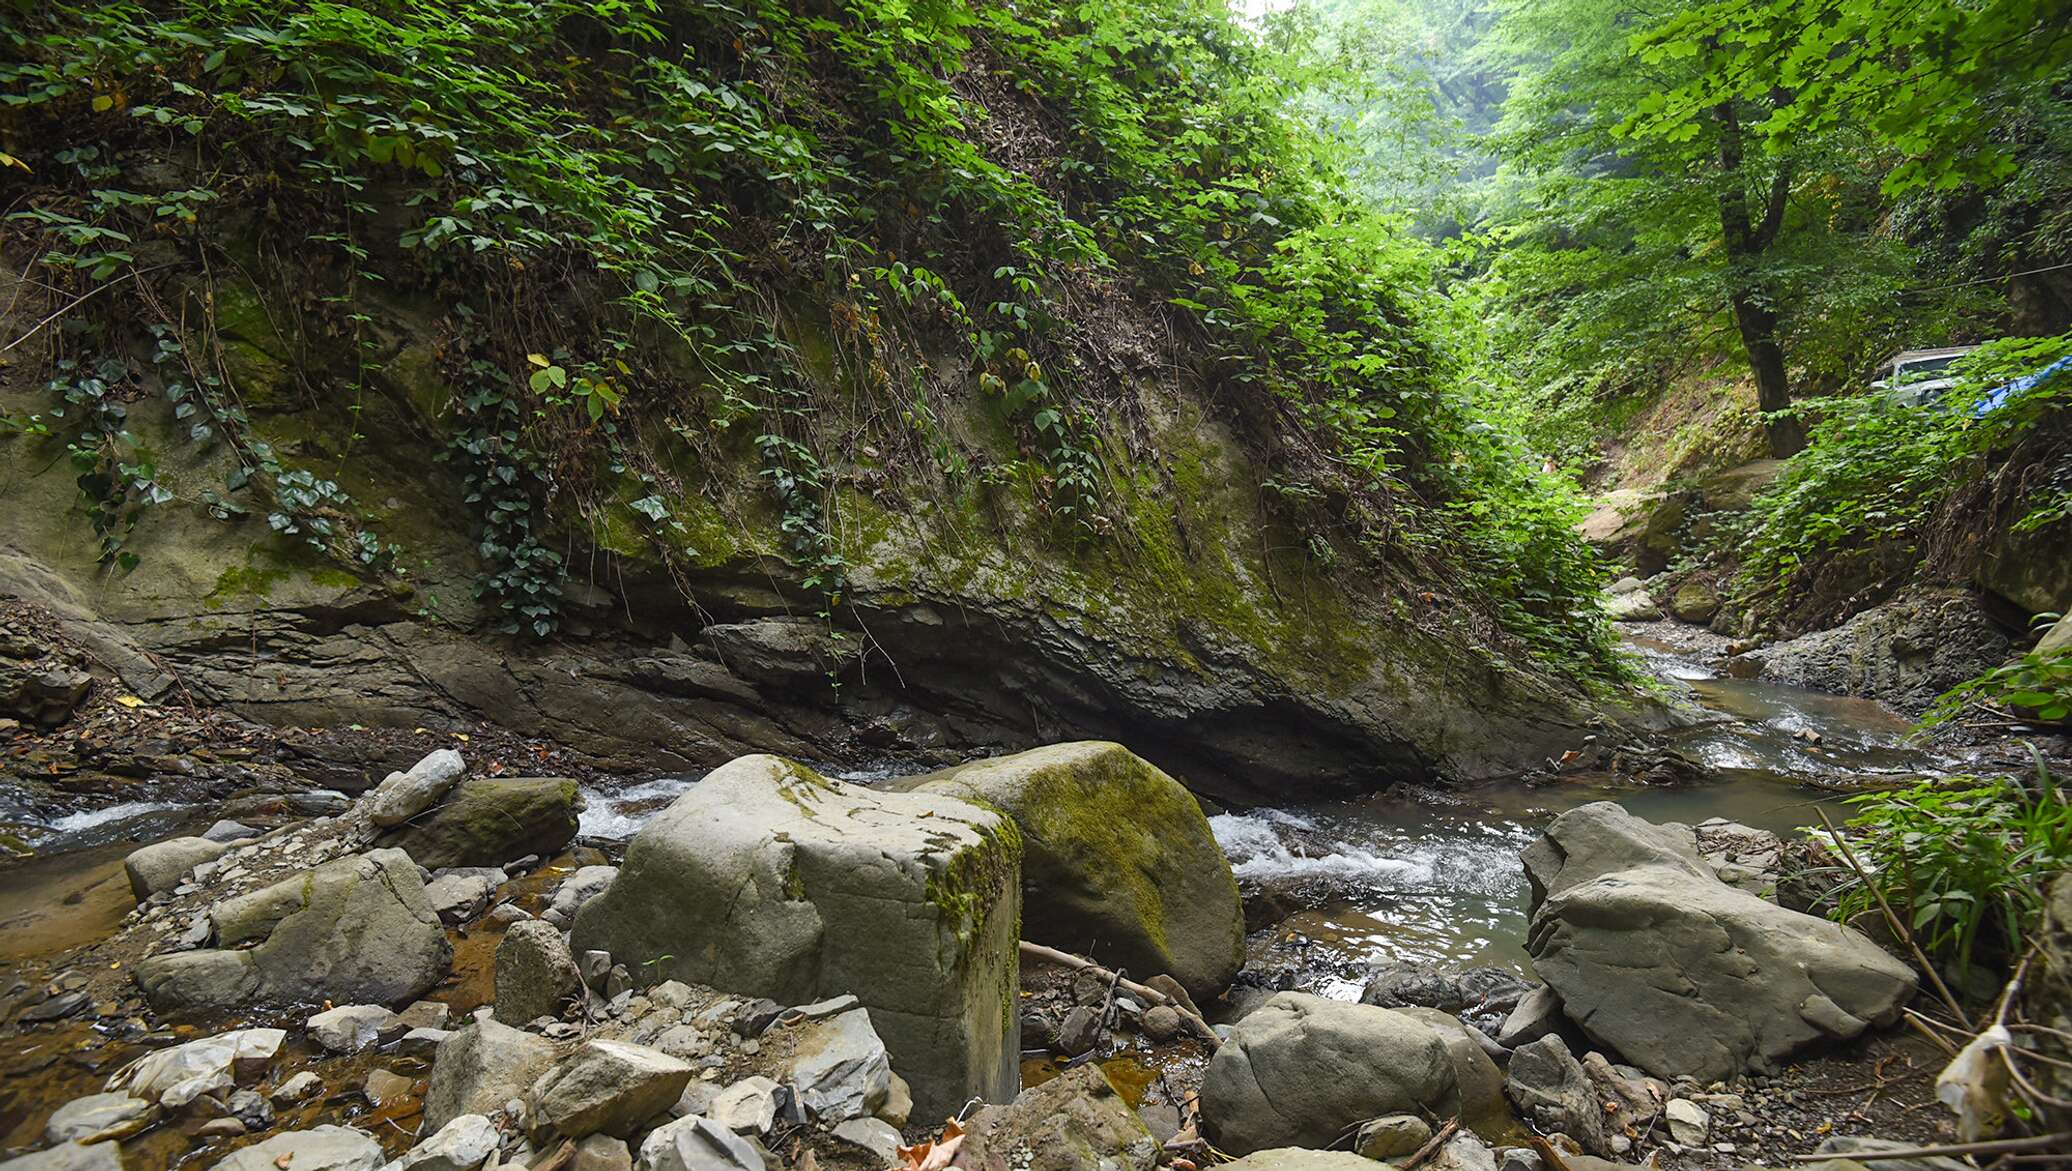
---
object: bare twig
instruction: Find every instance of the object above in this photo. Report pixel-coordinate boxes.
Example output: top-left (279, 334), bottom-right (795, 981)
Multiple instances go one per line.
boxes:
top-left (1017, 941), bottom-right (1218, 1048)
top-left (1400, 1119), bottom-right (1461, 1171)
top-left (1785, 1133), bottom-right (2072, 1161)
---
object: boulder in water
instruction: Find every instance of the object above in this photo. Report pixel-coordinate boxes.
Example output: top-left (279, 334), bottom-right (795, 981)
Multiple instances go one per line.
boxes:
top-left (1523, 802), bottom-right (1917, 1082)
top-left (900, 741), bottom-right (1244, 1001)
top-left (214, 1126), bottom-right (383, 1171)
top-left (381, 777), bottom-right (581, 869)
top-left (570, 754), bottom-right (1022, 1122)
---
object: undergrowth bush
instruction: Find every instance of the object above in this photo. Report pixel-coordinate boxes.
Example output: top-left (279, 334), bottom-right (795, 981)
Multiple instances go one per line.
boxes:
top-left (1737, 331), bottom-right (2072, 596)
top-left (1825, 763), bottom-right (2072, 987)
top-left (0, 0), bottom-right (1616, 673)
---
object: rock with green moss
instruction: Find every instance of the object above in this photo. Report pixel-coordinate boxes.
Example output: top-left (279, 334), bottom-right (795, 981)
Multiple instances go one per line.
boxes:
top-left (379, 776), bottom-right (582, 869)
top-left (900, 741), bottom-right (1242, 1001)
top-left (569, 754), bottom-right (1021, 1122)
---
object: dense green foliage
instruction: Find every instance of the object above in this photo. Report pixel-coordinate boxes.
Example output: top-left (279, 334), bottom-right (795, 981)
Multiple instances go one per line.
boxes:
top-left (0, 0), bottom-right (1616, 666)
top-left (1736, 333), bottom-right (2072, 592)
top-left (1826, 766), bottom-right (2072, 984)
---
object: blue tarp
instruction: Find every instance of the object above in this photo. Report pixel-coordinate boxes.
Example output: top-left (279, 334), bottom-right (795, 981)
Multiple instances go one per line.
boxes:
top-left (1974, 354), bottom-right (2072, 417)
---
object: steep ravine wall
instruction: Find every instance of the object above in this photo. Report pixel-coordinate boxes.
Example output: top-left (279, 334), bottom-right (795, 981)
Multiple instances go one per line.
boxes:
top-left (0, 290), bottom-right (1624, 802)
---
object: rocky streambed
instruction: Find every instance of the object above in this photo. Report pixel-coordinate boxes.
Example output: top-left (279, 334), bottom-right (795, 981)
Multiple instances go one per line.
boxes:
top-left (1, 617), bottom-right (2060, 1171)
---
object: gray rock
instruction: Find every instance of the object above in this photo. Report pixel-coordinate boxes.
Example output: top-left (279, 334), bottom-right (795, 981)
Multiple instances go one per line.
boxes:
top-left (706, 1077), bottom-right (780, 1134)
top-left (1140, 1005), bottom-right (1183, 1042)
top-left (494, 920), bottom-right (582, 1026)
top-left (1215, 1152), bottom-right (1378, 1171)
top-left (364, 1068), bottom-right (415, 1108)
top-left (272, 1071), bottom-right (324, 1104)
top-left (225, 1090), bottom-right (273, 1133)
top-left (1664, 1098), bottom-right (1710, 1145)
top-left (215, 1126), bottom-right (384, 1171)
top-left (548, 867), bottom-right (618, 924)
top-left (1496, 1150), bottom-right (1543, 1171)
top-left (830, 1118), bottom-right (902, 1163)
top-left (1497, 985), bottom-right (1563, 1048)
top-left (424, 1018), bottom-right (558, 1132)
top-left (570, 755), bottom-right (1021, 1122)
top-left (634, 1115), bottom-right (760, 1171)
top-left (390, 1114), bottom-right (502, 1171)
top-left (308, 1005), bottom-right (399, 1053)
top-left (1604, 589), bottom-right (1662, 622)
top-left (361, 749), bottom-right (468, 829)
top-left (1355, 1114), bottom-right (1432, 1160)
top-left (400, 1028), bottom-right (453, 1058)
top-left (1504, 1035), bottom-right (1607, 1155)
top-left (1056, 1005), bottom-right (1102, 1057)
top-left (1431, 1133), bottom-right (1500, 1171)
top-left (203, 820), bottom-right (262, 843)
top-left (956, 1064), bottom-right (1158, 1171)
top-left (380, 777), bottom-right (581, 869)
top-left (529, 1039), bottom-right (693, 1139)
top-left (110, 1027), bottom-right (285, 1101)
top-left (1812, 1137), bottom-right (1970, 1171)
top-left (0, 1143), bottom-right (123, 1171)
top-left (574, 1135), bottom-right (633, 1171)
top-left (134, 849), bottom-right (451, 1013)
top-left (425, 868), bottom-right (506, 925)
top-left (0, 662), bottom-right (90, 727)
top-left (43, 1093), bottom-right (149, 1144)
top-left (779, 1008), bottom-right (892, 1123)
top-left (901, 741), bottom-right (1245, 1000)
top-left (123, 837), bottom-right (228, 901)
top-left (397, 1000), bottom-right (452, 1031)
top-left (1523, 803), bottom-right (1918, 1082)
top-left (1200, 992), bottom-right (1495, 1156)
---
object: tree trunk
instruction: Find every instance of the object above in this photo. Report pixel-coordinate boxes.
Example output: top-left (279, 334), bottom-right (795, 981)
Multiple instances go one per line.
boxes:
top-left (1730, 292), bottom-right (1805, 456)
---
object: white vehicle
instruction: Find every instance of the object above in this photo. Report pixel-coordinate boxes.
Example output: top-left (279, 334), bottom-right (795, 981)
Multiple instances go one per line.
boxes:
top-left (1871, 345), bottom-right (1981, 405)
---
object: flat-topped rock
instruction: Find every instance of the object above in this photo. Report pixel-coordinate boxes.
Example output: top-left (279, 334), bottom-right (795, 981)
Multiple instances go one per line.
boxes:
top-left (571, 754), bottom-right (1022, 1122)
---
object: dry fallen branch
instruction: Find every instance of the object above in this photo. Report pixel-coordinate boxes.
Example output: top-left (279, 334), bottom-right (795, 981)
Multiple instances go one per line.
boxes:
top-left (1785, 1132), bottom-right (2072, 1162)
top-left (1399, 1118), bottom-right (1461, 1171)
top-left (1017, 940), bottom-right (1220, 1048)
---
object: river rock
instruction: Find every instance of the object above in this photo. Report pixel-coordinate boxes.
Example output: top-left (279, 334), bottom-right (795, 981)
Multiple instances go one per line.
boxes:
top-left (530, 1040), bottom-right (693, 1139)
top-left (1217, 1153), bottom-right (1380, 1171)
top-left (390, 1114), bottom-right (502, 1171)
top-left (957, 1063), bottom-right (1158, 1171)
top-left (780, 1008), bottom-right (893, 1123)
top-left (0, 1144), bottom-right (122, 1171)
top-left (634, 1115), bottom-right (760, 1171)
top-left (308, 1004), bottom-right (399, 1053)
top-left (1504, 1035), bottom-right (1607, 1154)
top-left (110, 1027), bottom-right (285, 1101)
top-left (382, 777), bottom-right (581, 869)
top-left (216, 1126), bottom-right (384, 1171)
top-left (707, 1077), bottom-right (780, 1134)
top-left (123, 836), bottom-right (228, 901)
top-left (495, 919), bottom-right (583, 1025)
top-left (1603, 587), bottom-right (1662, 622)
top-left (273, 1072), bottom-right (324, 1104)
top-left (1201, 992), bottom-right (1494, 1155)
top-left (575, 1136), bottom-right (633, 1171)
top-left (134, 848), bottom-right (450, 1012)
top-left (0, 662), bottom-right (91, 727)
top-left (360, 749), bottom-right (468, 829)
top-left (1523, 802), bottom-right (1918, 1082)
top-left (570, 754), bottom-right (1021, 1121)
top-left (1667, 580), bottom-right (1720, 623)
top-left (1498, 985), bottom-right (1563, 1048)
top-left (43, 1093), bottom-right (150, 1144)
top-left (901, 741), bottom-right (1244, 1000)
top-left (203, 819), bottom-right (261, 843)
top-left (424, 1018), bottom-right (558, 1131)
top-left (1664, 1098), bottom-right (1710, 1145)
top-left (543, 866), bottom-right (619, 928)
top-left (424, 868), bottom-right (506, 924)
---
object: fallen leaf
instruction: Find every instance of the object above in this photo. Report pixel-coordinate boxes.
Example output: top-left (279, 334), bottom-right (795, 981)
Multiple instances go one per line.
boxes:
top-left (115, 696), bottom-right (144, 708)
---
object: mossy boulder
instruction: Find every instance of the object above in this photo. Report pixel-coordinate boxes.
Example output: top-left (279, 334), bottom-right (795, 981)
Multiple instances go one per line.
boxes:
top-left (900, 741), bottom-right (1243, 1001)
top-left (569, 754), bottom-right (1022, 1122)
top-left (1667, 580), bottom-right (1721, 623)
top-left (380, 776), bottom-right (582, 869)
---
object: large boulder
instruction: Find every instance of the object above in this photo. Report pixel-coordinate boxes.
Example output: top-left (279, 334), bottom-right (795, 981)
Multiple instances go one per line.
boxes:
top-left (381, 777), bottom-right (582, 869)
top-left (570, 755), bottom-right (1022, 1122)
top-left (901, 741), bottom-right (1243, 1000)
top-left (495, 919), bottom-right (583, 1025)
top-left (214, 1127), bottom-right (383, 1171)
top-left (123, 837), bottom-right (228, 901)
top-left (424, 1018), bottom-right (558, 1132)
top-left (529, 1040), bottom-right (692, 1140)
top-left (131, 848), bottom-right (451, 1012)
top-left (955, 1064), bottom-right (1159, 1171)
top-left (1200, 992), bottom-right (1497, 1155)
top-left (1524, 803), bottom-right (1917, 1082)
top-left (0, 1145), bottom-right (122, 1171)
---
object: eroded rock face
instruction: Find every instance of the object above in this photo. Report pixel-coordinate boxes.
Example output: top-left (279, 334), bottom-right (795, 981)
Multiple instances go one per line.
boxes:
top-left (1200, 993), bottom-right (1491, 1156)
top-left (131, 848), bottom-right (451, 1012)
top-left (1752, 589), bottom-right (2014, 713)
top-left (571, 755), bottom-right (1022, 1123)
top-left (1523, 802), bottom-right (1917, 1083)
top-left (903, 741), bottom-right (1243, 1000)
